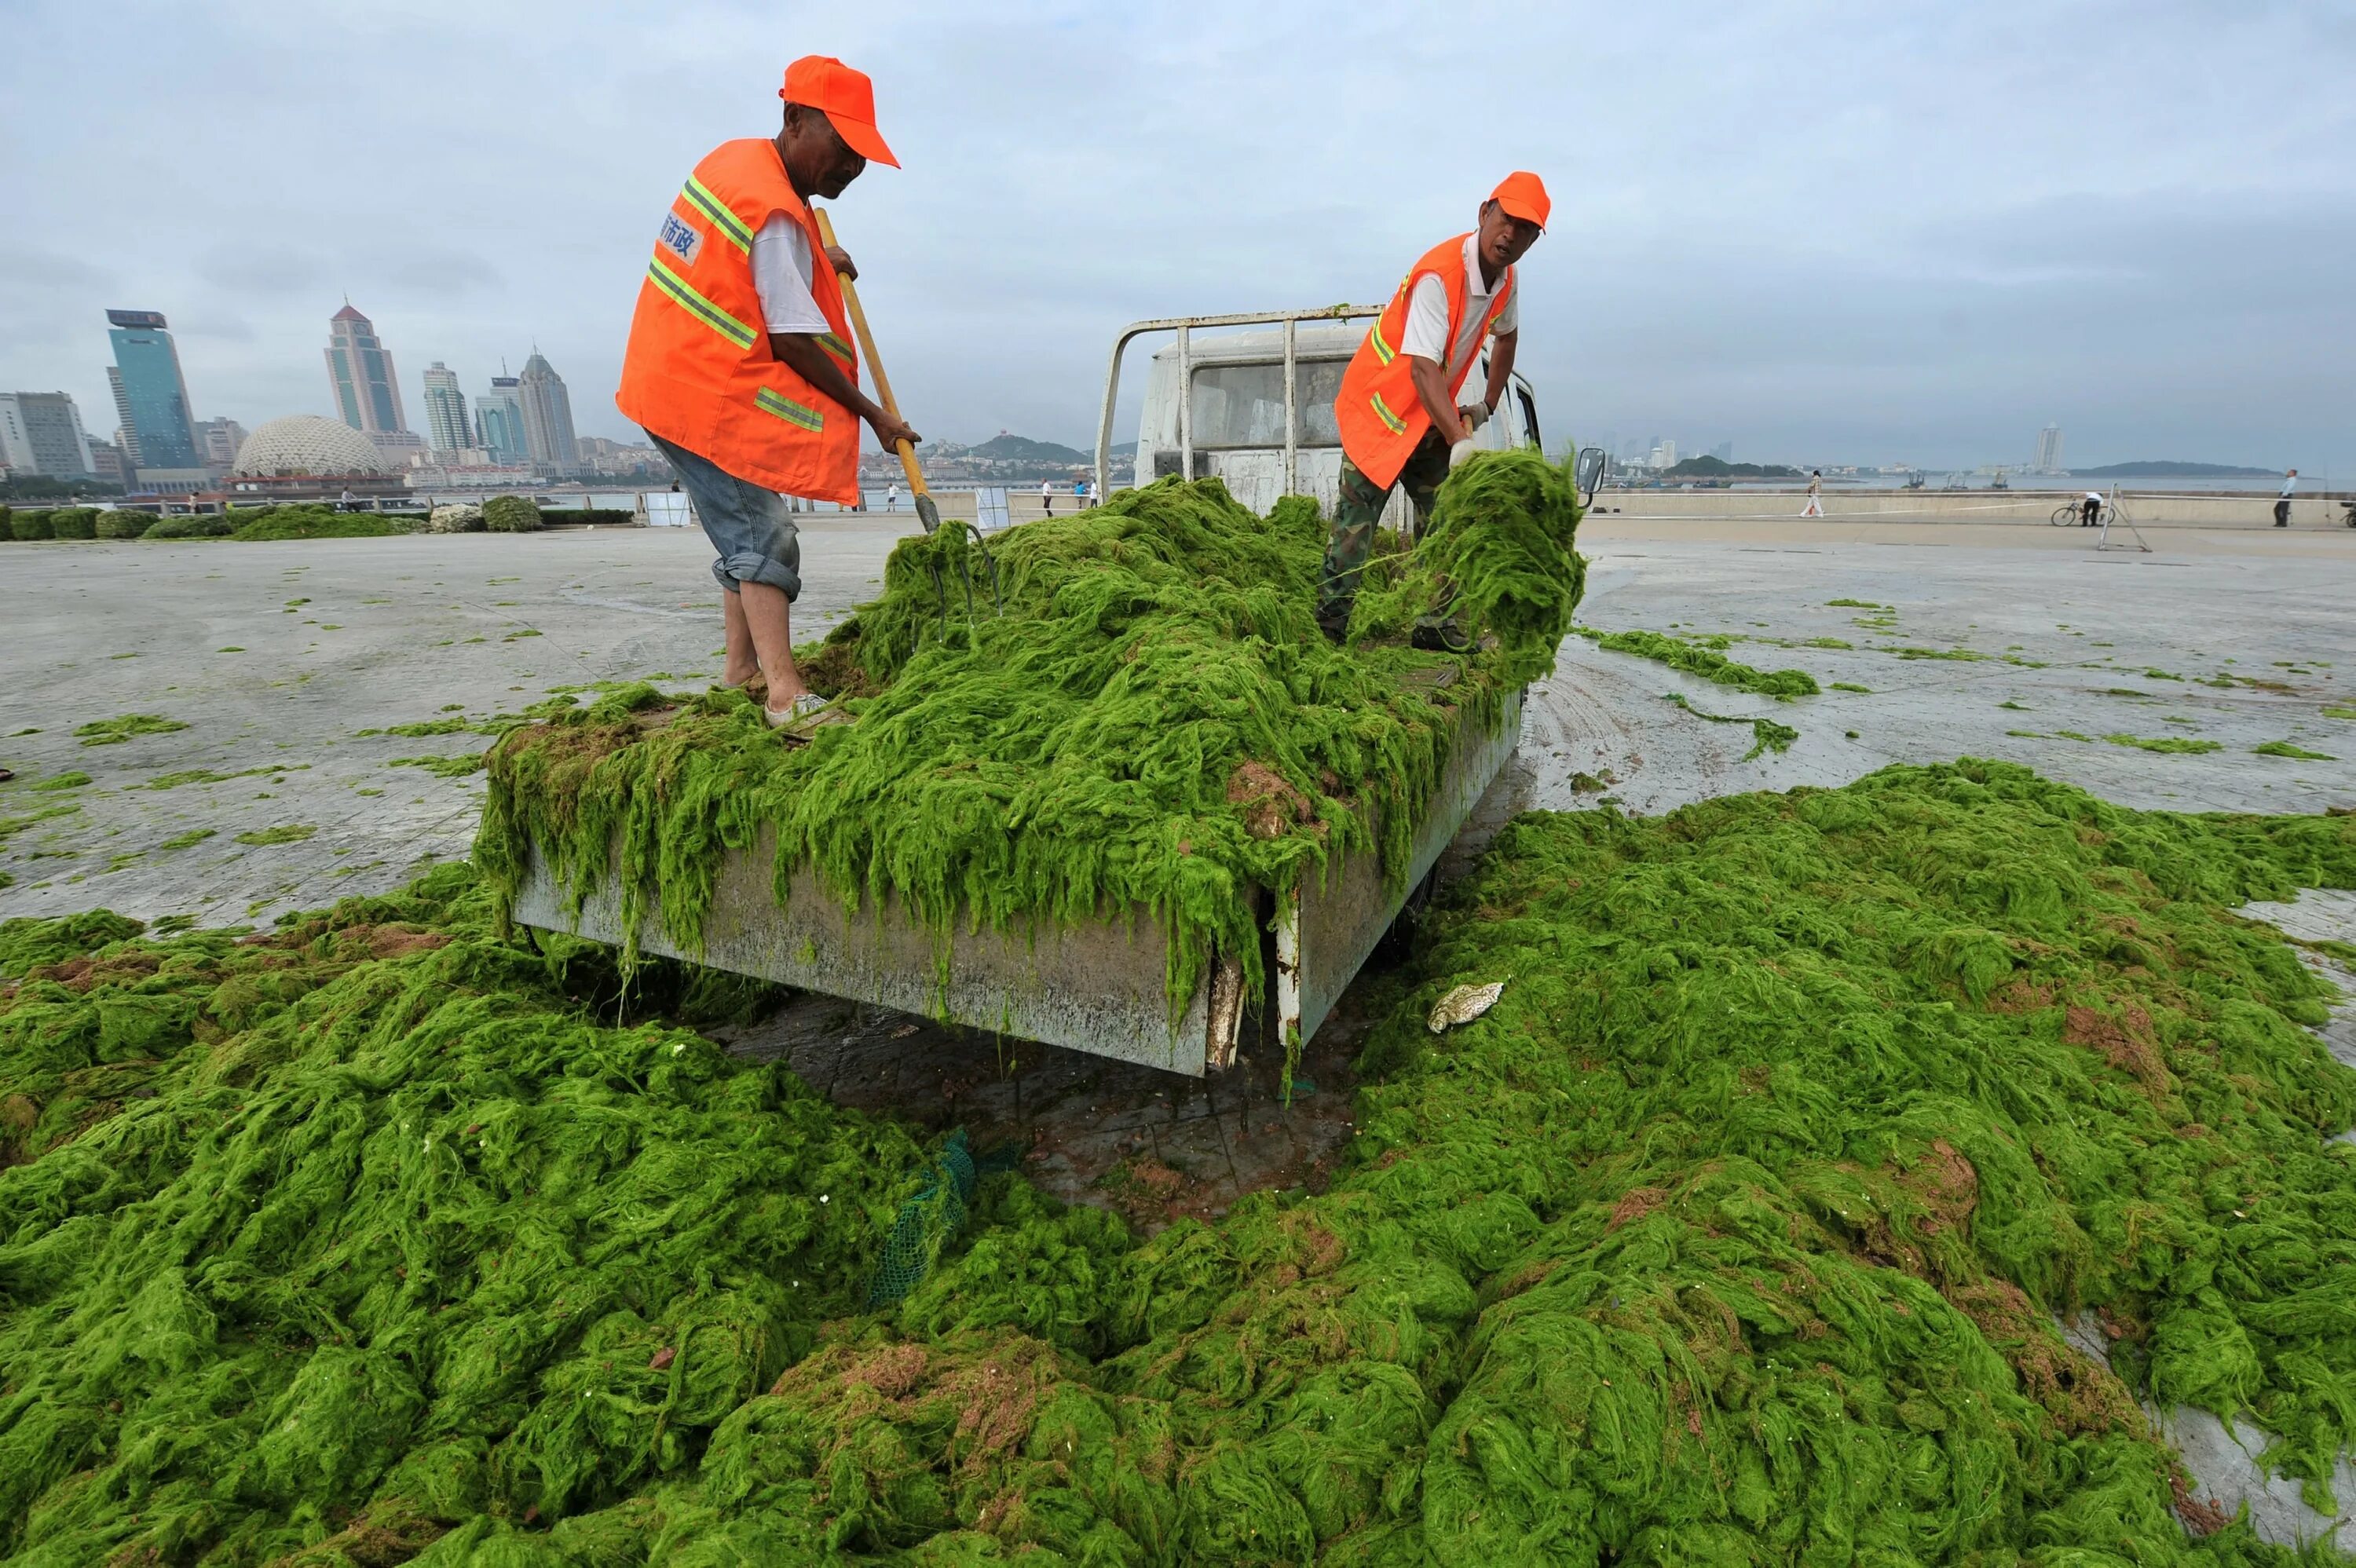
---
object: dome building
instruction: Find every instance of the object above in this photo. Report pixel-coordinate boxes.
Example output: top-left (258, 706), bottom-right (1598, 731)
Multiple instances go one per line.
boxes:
top-left (231, 415), bottom-right (393, 477)
top-left (215, 413), bottom-right (410, 508)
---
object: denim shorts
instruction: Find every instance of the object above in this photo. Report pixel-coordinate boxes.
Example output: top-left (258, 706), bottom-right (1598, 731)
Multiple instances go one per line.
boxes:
top-left (646, 432), bottom-right (801, 601)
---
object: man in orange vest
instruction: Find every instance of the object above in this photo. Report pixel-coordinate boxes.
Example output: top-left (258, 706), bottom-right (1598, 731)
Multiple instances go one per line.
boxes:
top-left (617, 56), bottom-right (920, 728)
top-left (1316, 173), bottom-right (1549, 646)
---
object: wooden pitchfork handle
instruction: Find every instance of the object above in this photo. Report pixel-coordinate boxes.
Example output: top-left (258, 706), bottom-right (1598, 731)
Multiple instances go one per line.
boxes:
top-left (811, 207), bottom-right (935, 530)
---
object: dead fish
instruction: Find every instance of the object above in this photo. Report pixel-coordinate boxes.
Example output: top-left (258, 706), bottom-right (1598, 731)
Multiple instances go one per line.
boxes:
top-left (1429, 981), bottom-right (1505, 1033)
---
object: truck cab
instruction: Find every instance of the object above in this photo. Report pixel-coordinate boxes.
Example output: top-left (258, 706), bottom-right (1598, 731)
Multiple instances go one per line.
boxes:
top-left (1095, 309), bottom-right (1542, 528)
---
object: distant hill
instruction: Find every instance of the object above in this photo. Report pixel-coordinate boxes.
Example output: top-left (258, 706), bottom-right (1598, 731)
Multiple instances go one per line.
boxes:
top-left (2072, 461), bottom-right (2275, 477)
top-left (968, 434), bottom-right (1089, 465)
top-left (1665, 455), bottom-right (1802, 480)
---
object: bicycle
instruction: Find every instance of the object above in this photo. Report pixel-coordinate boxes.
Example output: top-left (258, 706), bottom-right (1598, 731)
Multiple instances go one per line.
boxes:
top-left (2053, 494), bottom-right (2131, 528)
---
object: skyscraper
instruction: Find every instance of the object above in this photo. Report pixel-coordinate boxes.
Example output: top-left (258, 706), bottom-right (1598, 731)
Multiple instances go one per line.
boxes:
top-left (104, 309), bottom-right (200, 470)
top-left (420, 361), bottom-right (470, 455)
top-left (517, 349), bottom-right (578, 471)
top-left (324, 303), bottom-right (409, 437)
top-left (0, 392), bottom-right (93, 479)
top-left (194, 417), bottom-right (249, 468)
top-left (2033, 424), bottom-right (2064, 473)
top-left (474, 375), bottom-right (529, 464)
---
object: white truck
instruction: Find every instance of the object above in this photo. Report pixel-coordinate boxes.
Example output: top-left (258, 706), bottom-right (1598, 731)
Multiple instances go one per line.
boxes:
top-left (516, 309), bottom-right (1568, 1078)
top-left (1092, 306), bottom-right (1546, 525)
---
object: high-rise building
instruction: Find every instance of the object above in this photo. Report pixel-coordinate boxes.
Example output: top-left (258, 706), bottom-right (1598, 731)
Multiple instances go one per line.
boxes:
top-left (86, 439), bottom-right (130, 489)
top-left (195, 417), bottom-right (250, 468)
top-left (1709, 440), bottom-right (1734, 463)
top-left (2033, 424), bottom-right (2064, 473)
top-left (0, 392), bottom-right (93, 478)
top-left (474, 375), bottom-right (529, 464)
top-left (420, 361), bottom-right (470, 455)
top-left (324, 303), bottom-right (409, 437)
top-left (105, 309), bottom-right (200, 470)
top-left (517, 349), bottom-right (578, 471)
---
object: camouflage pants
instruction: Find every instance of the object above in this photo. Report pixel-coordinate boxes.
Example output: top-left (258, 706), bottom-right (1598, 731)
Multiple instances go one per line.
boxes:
top-left (1315, 432), bottom-right (1453, 640)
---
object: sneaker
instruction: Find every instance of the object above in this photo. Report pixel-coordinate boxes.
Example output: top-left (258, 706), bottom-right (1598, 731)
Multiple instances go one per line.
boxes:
top-left (763, 690), bottom-right (832, 729)
top-left (766, 690), bottom-right (854, 739)
top-left (1410, 620), bottom-right (1475, 654)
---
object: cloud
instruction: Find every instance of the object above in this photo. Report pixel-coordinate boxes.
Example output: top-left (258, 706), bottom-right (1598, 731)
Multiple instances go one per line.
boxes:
top-left (2, 0), bottom-right (2349, 473)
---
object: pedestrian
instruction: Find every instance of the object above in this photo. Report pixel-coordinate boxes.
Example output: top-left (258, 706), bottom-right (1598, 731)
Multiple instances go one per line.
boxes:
top-left (2082, 489), bottom-right (2104, 527)
top-left (1800, 470), bottom-right (1823, 517)
top-left (1075, 477), bottom-right (1089, 507)
top-left (1040, 480), bottom-right (1053, 517)
top-left (616, 55), bottom-right (918, 729)
top-left (2276, 469), bottom-right (2297, 528)
top-left (1316, 171), bottom-right (1547, 647)
top-left (886, 481), bottom-right (898, 512)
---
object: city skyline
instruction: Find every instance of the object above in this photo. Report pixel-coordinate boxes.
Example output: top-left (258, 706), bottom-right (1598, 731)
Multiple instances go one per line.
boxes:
top-left (0, 301), bottom-right (608, 486)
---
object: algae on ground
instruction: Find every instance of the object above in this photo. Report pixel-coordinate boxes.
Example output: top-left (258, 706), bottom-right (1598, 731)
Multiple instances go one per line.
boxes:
top-left (1664, 690), bottom-right (1801, 759)
top-left (2108, 733), bottom-right (2226, 755)
top-left (72, 713), bottom-right (188, 747)
top-left (393, 753), bottom-right (488, 777)
top-left (478, 457), bottom-right (1586, 1017)
top-left (1575, 625), bottom-right (1820, 697)
top-left (234, 823), bottom-right (318, 845)
top-left (2253, 740), bottom-right (2336, 761)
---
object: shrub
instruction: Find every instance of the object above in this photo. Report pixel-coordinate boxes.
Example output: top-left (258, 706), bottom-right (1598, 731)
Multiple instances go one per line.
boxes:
top-left (48, 507), bottom-right (99, 540)
top-left (0, 506), bottom-right (10, 539)
top-left (96, 510), bottom-right (155, 540)
top-left (228, 505), bottom-right (407, 541)
top-left (538, 506), bottom-right (636, 527)
top-left (482, 495), bottom-right (543, 533)
top-left (145, 514), bottom-right (236, 539)
top-left (10, 509), bottom-right (55, 541)
top-left (427, 503), bottom-right (486, 534)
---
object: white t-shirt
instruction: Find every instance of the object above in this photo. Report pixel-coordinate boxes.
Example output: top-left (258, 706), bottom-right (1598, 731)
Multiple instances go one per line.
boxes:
top-left (1397, 233), bottom-right (1520, 380)
top-left (2086, 492), bottom-right (2105, 503)
top-left (749, 214), bottom-right (830, 334)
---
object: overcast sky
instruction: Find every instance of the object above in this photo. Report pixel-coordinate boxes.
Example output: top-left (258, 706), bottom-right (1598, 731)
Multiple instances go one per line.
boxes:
top-left (4, 0), bottom-right (2349, 475)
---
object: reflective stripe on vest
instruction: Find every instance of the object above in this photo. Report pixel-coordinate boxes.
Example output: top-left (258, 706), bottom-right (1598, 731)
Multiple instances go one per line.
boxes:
top-left (755, 386), bottom-right (825, 433)
top-left (682, 175), bottom-right (753, 252)
top-left (646, 257), bottom-right (756, 349)
top-left (816, 331), bottom-right (855, 368)
top-left (1369, 390), bottom-right (1408, 435)
top-left (1369, 316), bottom-right (1396, 367)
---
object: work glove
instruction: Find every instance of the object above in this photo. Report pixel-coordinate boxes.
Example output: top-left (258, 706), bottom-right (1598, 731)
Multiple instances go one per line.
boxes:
top-left (1448, 438), bottom-right (1477, 470)
top-left (1457, 401), bottom-right (1491, 432)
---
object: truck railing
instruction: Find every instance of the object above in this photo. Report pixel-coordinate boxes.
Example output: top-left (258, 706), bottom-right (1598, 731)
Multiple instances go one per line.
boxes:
top-left (1093, 305), bottom-right (1385, 503)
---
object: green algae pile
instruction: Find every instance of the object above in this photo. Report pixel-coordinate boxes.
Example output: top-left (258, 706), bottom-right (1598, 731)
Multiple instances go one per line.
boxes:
top-left (5, 762), bottom-right (2356, 1563)
top-left (0, 868), bottom-right (929, 1564)
top-left (477, 458), bottom-right (1586, 1017)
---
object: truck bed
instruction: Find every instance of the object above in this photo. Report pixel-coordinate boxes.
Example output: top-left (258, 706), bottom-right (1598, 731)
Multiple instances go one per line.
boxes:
top-left (510, 690), bottom-right (1520, 1076)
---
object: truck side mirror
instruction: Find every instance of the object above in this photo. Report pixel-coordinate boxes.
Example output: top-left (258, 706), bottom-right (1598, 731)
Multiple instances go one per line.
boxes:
top-left (1575, 447), bottom-right (1608, 506)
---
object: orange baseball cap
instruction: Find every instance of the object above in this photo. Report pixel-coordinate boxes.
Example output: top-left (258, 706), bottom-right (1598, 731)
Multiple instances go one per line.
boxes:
top-left (1491, 171), bottom-right (1549, 229)
top-left (781, 56), bottom-right (898, 168)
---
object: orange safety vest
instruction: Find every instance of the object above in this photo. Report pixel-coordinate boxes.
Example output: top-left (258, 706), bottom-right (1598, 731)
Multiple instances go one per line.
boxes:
top-left (616, 138), bottom-right (862, 503)
top-left (1333, 235), bottom-right (1514, 492)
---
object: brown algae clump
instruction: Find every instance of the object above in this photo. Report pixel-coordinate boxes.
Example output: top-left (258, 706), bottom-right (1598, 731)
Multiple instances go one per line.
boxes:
top-left (477, 459), bottom-right (1586, 1014)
